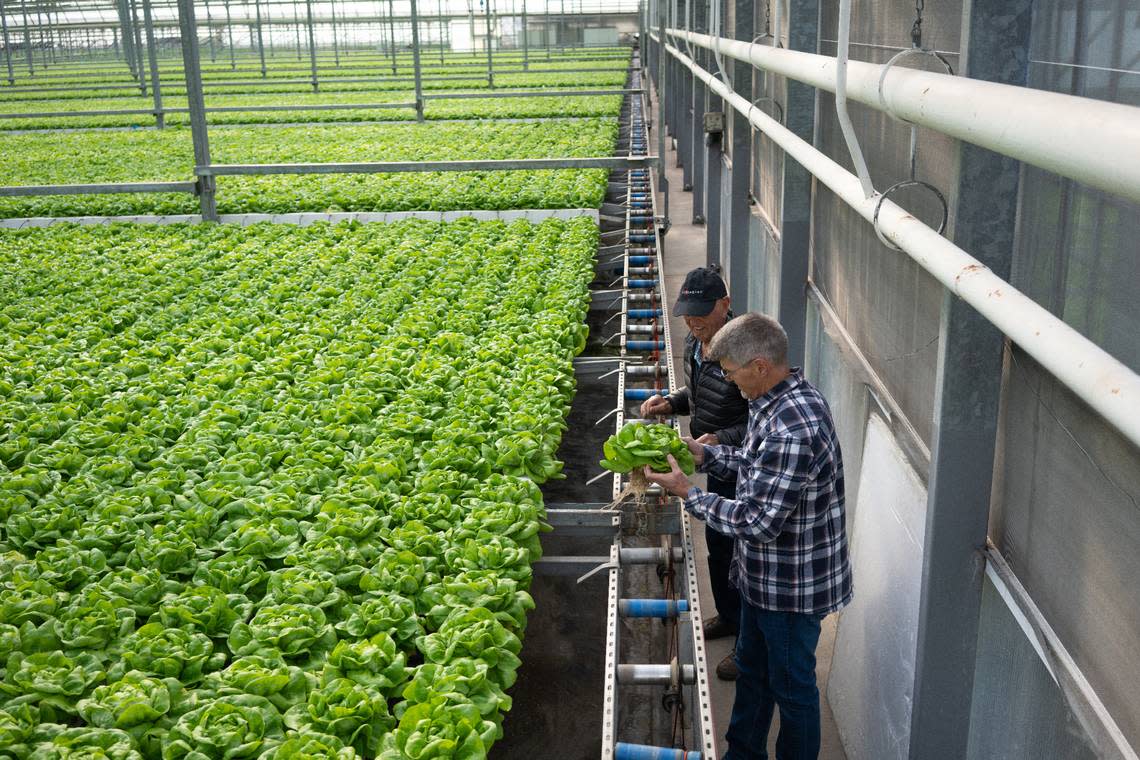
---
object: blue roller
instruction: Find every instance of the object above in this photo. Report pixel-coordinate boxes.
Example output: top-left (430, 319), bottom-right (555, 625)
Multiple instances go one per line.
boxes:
top-left (627, 279), bottom-right (658, 288)
top-left (629, 234), bottom-right (656, 243)
top-left (628, 256), bottom-right (654, 266)
top-left (615, 744), bottom-right (702, 760)
top-left (627, 339), bottom-right (667, 351)
top-left (628, 308), bottom-right (663, 318)
top-left (619, 598), bottom-right (690, 617)
top-left (624, 388), bottom-right (667, 400)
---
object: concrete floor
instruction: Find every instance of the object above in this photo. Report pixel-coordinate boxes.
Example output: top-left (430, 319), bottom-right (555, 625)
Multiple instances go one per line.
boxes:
top-left (653, 120), bottom-right (849, 760)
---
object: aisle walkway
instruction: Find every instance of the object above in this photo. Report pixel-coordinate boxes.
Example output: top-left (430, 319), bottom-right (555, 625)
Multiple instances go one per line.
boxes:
top-left (652, 123), bottom-right (848, 760)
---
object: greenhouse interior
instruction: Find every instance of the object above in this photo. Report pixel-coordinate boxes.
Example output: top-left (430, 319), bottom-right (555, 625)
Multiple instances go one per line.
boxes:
top-left (0, 0), bottom-right (1138, 758)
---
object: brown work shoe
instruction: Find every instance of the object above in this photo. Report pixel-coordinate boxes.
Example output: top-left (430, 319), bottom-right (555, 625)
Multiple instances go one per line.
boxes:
top-left (702, 615), bottom-right (738, 640)
top-left (716, 650), bottom-right (738, 681)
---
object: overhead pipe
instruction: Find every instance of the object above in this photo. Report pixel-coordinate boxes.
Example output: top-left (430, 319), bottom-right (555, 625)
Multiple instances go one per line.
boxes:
top-left (666, 28), bottom-right (1140, 206)
top-left (660, 37), bottom-right (1140, 450)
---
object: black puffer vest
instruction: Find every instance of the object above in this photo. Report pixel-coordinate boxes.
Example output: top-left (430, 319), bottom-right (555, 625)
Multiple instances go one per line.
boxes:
top-left (666, 329), bottom-right (750, 448)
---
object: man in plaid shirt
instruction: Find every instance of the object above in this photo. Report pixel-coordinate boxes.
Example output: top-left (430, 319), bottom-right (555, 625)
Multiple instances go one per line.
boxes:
top-left (646, 312), bottom-right (853, 760)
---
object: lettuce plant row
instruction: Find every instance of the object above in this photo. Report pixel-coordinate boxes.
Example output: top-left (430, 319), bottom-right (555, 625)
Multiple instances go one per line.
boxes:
top-left (0, 49), bottom-right (631, 93)
top-left (0, 217), bottom-right (597, 758)
top-left (0, 119), bottom-right (618, 218)
top-left (0, 92), bottom-right (624, 131)
top-left (0, 70), bottom-right (629, 105)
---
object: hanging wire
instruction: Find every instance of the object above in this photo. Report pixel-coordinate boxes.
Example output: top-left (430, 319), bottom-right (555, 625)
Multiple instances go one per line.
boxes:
top-left (910, 0), bottom-right (924, 49)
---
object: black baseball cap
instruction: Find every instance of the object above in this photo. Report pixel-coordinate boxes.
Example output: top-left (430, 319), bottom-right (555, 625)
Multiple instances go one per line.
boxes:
top-left (673, 267), bottom-right (728, 317)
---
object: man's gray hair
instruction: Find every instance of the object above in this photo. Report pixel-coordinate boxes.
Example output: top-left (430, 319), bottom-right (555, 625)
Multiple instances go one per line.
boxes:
top-left (708, 312), bottom-right (789, 366)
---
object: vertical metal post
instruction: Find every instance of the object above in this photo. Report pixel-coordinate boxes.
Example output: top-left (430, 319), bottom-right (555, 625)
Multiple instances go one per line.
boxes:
top-left (521, 0), bottom-right (527, 70)
top-left (438, 0), bottom-right (445, 63)
top-left (655, 0), bottom-right (669, 228)
top-left (329, 0), bottom-right (340, 65)
top-left (176, 0), bottom-right (217, 221)
top-left (907, 2), bottom-right (1032, 757)
top-left (387, 0), bottom-right (397, 72)
top-left (703, 0), bottom-right (723, 265)
top-left (0, 0), bottom-right (14, 85)
top-left (775, 0), bottom-right (817, 363)
top-left (225, 0), bottom-right (235, 69)
top-left (293, 0), bottom-right (302, 60)
top-left (142, 0), bottom-right (164, 128)
top-left (725, 0), bottom-right (752, 307)
top-left (128, 0), bottom-right (147, 94)
top-left (544, 0), bottom-right (550, 59)
top-left (205, 0), bottom-right (216, 61)
top-left (483, 0), bottom-right (493, 86)
top-left (689, 0), bottom-right (706, 222)
top-left (305, 0), bottom-right (318, 90)
top-left (21, 0), bottom-right (36, 74)
top-left (254, 0), bottom-right (266, 75)
top-left (409, 0), bottom-right (424, 120)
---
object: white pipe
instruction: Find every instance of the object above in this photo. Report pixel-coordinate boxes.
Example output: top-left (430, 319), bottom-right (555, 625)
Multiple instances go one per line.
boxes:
top-left (661, 37), bottom-right (1140, 450)
top-left (835, 0), bottom-right (875, 198)
top-left (668, 29), bottom-right (1140, 206)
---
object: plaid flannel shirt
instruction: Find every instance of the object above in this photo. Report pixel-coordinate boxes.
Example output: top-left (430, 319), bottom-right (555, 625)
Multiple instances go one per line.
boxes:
top-left (684, 368), bottom-right (853, 616)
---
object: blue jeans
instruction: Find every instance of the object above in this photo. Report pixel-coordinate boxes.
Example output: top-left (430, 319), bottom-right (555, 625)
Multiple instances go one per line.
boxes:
top-left (724, 603), bottom-right (823, 760)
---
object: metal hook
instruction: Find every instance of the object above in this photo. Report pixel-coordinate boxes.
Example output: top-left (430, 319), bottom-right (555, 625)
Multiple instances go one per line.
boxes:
top-left (576, 559), bottom-right (619, 584)
top-left (595, 406), bottom-right (622, 426)
top-left (872, 179), bottom-right (949, 252)
top-left (876, 47), bottom-right (955, 125)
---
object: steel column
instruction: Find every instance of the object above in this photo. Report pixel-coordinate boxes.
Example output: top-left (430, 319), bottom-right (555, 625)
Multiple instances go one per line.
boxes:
top-left (329, 0), bottom-right (339, 65)
top-left (0, 0), bottom-right (14, 85)
top-left (521, 0), bottom-right (528, 70)
top-left (725, 0), bottom-right (752, 307)
top-left (128, 0), bottom-right (147, 94)
top-left (176, 0), bottom-right (217, 220)
top-left (254, 0), bottom-right (266, 75)
top-left (484, 0), bottom-right (494, 87)
top-left (689, 0), bottom-right (706, 222)
top-left (225, 0), bottom-right (236, 69)
top-left (205, 0), bottom-right (216, 61)
top-left (775, 0), bottom-right (816, 362)
top-left (655, 0), bottom-right (669, 227)
top-left (305, 0), bottom-right (318, 91)
top-left (141, 0), bottom-right (164, 128)
top-left (409, 0), bottom-right (424, 121)
top-left (387, 0), bottom-right (397, 73)
top-left (908, 1), bottom-right (1032, 756)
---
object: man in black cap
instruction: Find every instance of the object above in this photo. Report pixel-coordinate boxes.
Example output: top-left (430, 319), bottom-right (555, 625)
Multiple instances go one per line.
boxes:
top-left (640, 266), bottom-right (749, 680)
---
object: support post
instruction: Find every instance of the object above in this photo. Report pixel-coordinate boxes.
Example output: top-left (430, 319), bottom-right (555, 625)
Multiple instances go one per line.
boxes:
top-left (655, 0), bottom-right (669, 228)
top-left (254, 0), bottom-right (266, 75)
top-left (141, 0), bottom-right (164, 128)
top-left (305, 0), bottom-right (318, 91)
top-left (725, 0), bottom-right (752, 307)
top-left (703, 0), bottom-right (724, 263)
top-left (329, 0), bottom-right (339, 65)
top-left (484, 0), bottom-right (494, 87)
top-left (689, 0), bottom-right (707, 220)
top-left (176, 0), bottom-right (217, 221)
top-left (438, 0), bottom-right (445, 63)
top-left (128, 0), bottom-right (147, 94)
top-left (907, 2), bottom-right (1032, 757)
top-left (387, 0), bottom-right (397, 73)
top-left (293, 0), bottom-right (302, 60)
top-left (409, 0), bottom-right (424, 121)
top-left (205, 0), bottom-right (216, 62)
top-left (521, 0), bottom-right (528, 70)
top-left (225, 0), bottom-right (235, 69)
top-left (114, 0), bottom-right (134, 77)
top-left (0, 0), bottom-right (14, 85)
top-left (776, 0), bottom-right (817, 363)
